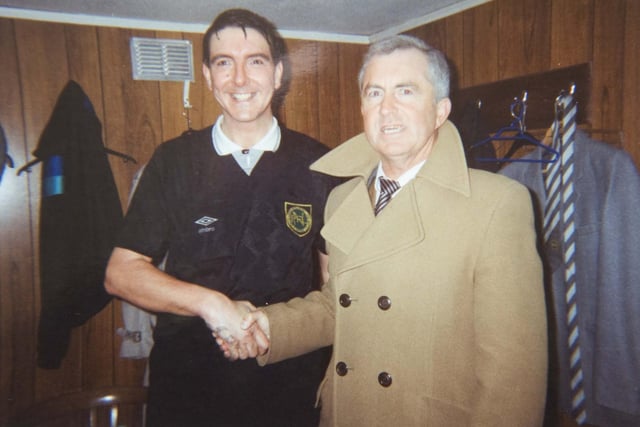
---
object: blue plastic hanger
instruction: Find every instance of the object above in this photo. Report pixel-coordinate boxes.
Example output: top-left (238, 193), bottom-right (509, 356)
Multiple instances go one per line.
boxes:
top-left (469, 92), bottom-right (559, 164)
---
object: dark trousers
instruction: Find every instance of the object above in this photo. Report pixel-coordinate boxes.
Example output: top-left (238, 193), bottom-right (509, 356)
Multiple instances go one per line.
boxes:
top-left (146, 325), bottom-right (329, 427)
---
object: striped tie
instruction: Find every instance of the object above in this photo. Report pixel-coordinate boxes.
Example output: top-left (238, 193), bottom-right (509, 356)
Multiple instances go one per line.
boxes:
top-left (374, 177), bottom-right (400, 215)
top-left (544, 91), bottom-right (586, 424)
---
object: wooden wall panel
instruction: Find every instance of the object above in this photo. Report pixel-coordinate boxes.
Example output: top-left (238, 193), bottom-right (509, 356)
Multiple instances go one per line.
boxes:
top-left (443, 13), bottom-right (465, 89)
top-left (590, 0), bottom-right (625, 132)
top-left (315, 42), bottom-right (342, 147)
top-left (623, 0), bottom-right (640, 163)
top-left (550, 0), bottom-right (593, 69)
top-left (337, 43), bottom-right (367, 143)
top-left (283, 40), bottom-right (321, 139)
top-left (81, 307), bottom-right (114, 389)
top-left (497, 0), bottom-right (551, 79)
top-left (99, 27), bottom-right (161, 207)
top-left (412, 16), bottom-right (448, 52)
top-left (461, 2), bottom-right (498, 87)
top-left (65, 26), bottom-right (105, 120)
top-left (0, 18), bottom-right (36, 418)
top-left (409, 0), bottom-right (637, 167)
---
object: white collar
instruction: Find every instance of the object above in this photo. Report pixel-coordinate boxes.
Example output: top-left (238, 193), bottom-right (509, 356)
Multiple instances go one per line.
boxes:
top-left (212, 115), bottom-right (281, 155)
top-left (375, 160), bottom-right (426, 192)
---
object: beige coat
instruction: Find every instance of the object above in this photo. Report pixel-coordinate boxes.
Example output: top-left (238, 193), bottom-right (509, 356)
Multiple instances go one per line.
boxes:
top-left (261, 121), bottom-right (547, 426)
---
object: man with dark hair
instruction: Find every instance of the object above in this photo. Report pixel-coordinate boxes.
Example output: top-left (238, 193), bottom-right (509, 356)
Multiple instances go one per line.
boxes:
top-left (202, 8), bottom-right (290, 113)
top-left (105, 8), bottom-right (335, 427)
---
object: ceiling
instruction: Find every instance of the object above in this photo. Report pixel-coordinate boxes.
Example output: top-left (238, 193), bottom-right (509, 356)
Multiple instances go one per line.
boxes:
top-left (0, 0), bottom-right (490, 43)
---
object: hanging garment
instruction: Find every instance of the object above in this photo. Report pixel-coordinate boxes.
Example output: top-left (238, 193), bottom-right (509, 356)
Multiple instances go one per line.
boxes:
top-left (117, 300), bottom-right (156, 359)
top-left (117, 165), bottom-right (157, 361)
top-left (451, 100), bottom-right (500, 172)
top-left (0, 124), bottom-right (13, 182)
top-left (542, 94), bottom-right (587, 425)
top-left (500, 129), bottom-right (640, 427)
top-left (35, 80), bottom-right (122, 369)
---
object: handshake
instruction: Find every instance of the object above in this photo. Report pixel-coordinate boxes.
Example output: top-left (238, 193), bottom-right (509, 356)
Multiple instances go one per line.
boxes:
top-left (207, 299), bottom-right (271, 361)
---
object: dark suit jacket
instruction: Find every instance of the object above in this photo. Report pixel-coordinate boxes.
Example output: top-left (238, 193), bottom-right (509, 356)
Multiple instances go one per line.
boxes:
top-left (35, 80), bottom-right (121, 369)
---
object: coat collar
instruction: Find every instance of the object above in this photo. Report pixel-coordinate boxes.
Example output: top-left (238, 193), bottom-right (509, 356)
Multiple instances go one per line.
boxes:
top-left (311, 120), bottom-right (470, 197)
top-left (312, 120), bottom-right (471, 271)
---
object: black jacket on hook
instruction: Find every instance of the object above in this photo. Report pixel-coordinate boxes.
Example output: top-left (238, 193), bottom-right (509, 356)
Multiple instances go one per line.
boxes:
top-left (35, 80), bottom-right (122, 369)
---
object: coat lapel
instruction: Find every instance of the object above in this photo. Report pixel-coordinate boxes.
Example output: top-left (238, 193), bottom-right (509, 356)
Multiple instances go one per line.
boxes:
top-left (321, 179), bottom-right (425, 273)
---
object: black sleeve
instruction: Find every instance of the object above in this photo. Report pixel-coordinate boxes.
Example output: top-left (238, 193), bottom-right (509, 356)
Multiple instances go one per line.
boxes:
top-left (115, 146), bottom-right (173, 263)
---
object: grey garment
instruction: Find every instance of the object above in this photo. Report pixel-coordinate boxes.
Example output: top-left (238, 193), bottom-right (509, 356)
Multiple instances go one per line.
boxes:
top-left (117, 300), bottom-right (156, 359)
top-left (500, 129), bottom-right (640, 427)
top-left (118, 165), bottom-right (157, 361)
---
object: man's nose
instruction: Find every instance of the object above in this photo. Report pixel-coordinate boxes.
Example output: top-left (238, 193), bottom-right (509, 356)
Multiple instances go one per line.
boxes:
top-left (234, 65), bottom-right (247, 86)
top-left (380, 94), bottom-right (396, 114)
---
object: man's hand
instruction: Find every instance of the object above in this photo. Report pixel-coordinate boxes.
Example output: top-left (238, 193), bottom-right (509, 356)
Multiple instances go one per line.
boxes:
top-left (215, 308), bottom-right (270, 361)
top-left (200, 296), bottom-right (269, 360)
top-left (106, 248), bottom-right (271, 359)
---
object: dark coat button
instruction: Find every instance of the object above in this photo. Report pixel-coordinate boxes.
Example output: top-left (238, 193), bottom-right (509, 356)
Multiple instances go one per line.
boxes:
top-left (377, 295), bottom-right (391, 310)
top-left (339, 293), bottom-right (352, 307)
top-left (336, 361), bottom-right (349, 376)
top-left (378, 372), bottom-right (392, 387)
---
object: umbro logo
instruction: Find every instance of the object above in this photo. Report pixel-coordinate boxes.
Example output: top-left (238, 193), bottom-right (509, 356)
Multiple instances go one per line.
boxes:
top-left (195, 216), bottom-right (218, 234)
top-left (195, 216), bottom-right (218, 226)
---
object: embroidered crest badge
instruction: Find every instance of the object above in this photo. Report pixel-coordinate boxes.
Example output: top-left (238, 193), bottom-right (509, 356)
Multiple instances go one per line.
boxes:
top-left (285, 202), bottom-right (312, 237)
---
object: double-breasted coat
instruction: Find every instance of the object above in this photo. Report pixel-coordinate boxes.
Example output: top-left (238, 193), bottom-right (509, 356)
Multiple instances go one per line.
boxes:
top-left (261, 121), bottom-right (548, 426)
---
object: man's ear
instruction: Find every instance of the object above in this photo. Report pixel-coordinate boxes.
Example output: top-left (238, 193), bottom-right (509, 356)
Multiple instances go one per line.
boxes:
top-left (202, 63), bottom-right (212, 91)
top-left (274, 61), bottom-right (284, 90)
top-left (435, 97), bottom-right (452, 128)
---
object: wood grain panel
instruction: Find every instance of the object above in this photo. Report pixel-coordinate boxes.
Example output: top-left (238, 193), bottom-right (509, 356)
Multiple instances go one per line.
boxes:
top-left (15, 20), bottom-right (71, 151)
top-left (64, 26), bottom-right (105, 120)
top-left (98, 27), bottom-right (160, 208)
top-left (590, 0), bottom-right (625, 133)
top-left (623, 0), bottom-right (640, 165)
top-left (315, 42), bottom-right (341, 148)
top-left (497, 0), bottom-right (551, 79)
top-left (461, 1), bottom-right (498, 87)
top-left (550, 0), bottom-right (593, 69)
top-left (0, 17), bottom-right (37, 420)
top-left (283, 40), bottom-right (320, 139)
top-left (443, 13), bottom-right (465, 91)
top-left (337, 43), bottom-right (367, 142)
top-left (81, 308), bottom-right (115, 389)
top-left (410, 15), bottom-right (448, 51)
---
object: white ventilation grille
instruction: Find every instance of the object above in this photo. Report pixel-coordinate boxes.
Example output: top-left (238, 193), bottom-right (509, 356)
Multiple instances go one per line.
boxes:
top-left (130, 37), bottom-right (194, 82)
